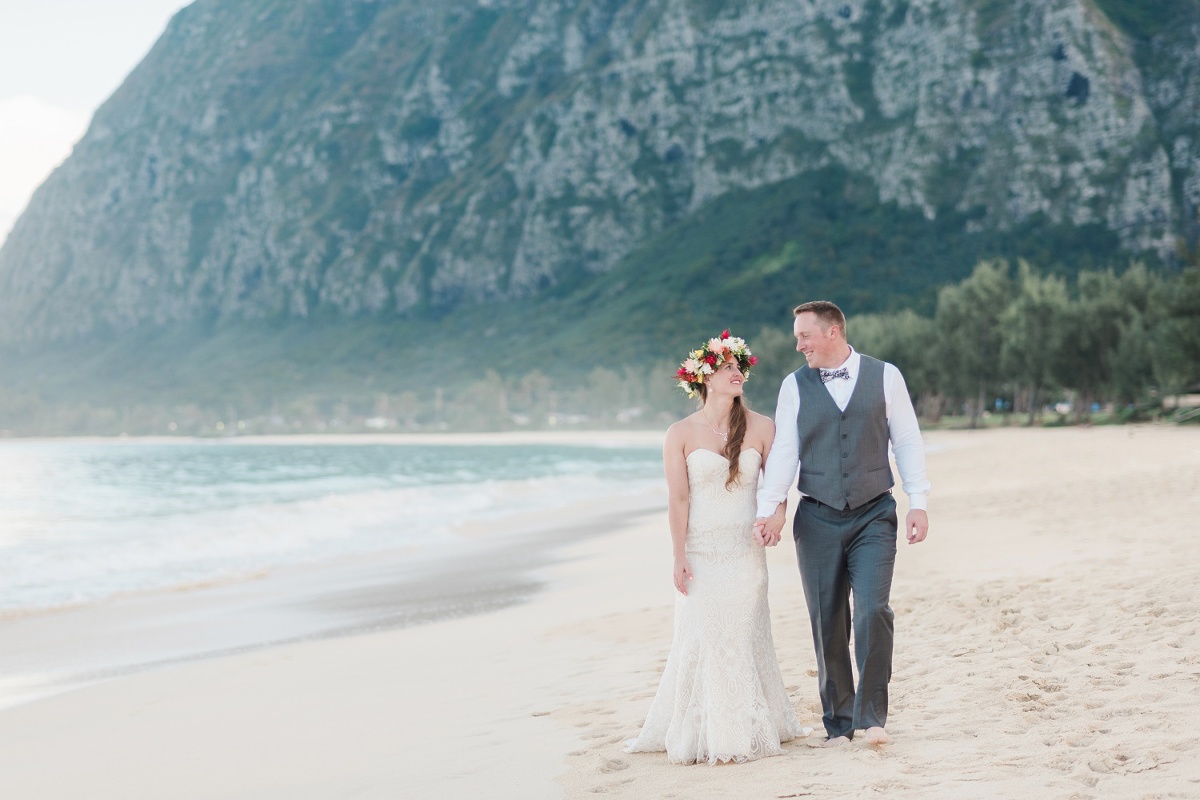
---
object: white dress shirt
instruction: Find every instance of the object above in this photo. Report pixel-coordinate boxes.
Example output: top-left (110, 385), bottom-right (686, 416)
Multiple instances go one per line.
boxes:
top-left (756, 348), bottom-right (930, 517)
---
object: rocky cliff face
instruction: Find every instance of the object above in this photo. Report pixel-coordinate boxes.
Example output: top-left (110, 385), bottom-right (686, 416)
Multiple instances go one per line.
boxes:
top-left (1, 0), bottom-right (1196, 341)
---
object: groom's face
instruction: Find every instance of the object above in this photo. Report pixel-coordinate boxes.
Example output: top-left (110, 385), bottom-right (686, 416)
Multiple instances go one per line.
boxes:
top-left (793, 312), bottom-right (841, 369)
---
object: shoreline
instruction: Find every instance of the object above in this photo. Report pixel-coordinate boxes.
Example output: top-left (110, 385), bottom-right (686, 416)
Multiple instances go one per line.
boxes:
top-left (0, 429), bottom-right (666, 624)
top-left (0, 485), bottom-right (664, 714)
top-left (0, 426), bottom-right (1197, 798)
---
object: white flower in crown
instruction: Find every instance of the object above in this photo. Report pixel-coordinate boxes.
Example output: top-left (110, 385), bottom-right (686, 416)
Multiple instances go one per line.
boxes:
top-left (683, 357), bottom-right (702, 374)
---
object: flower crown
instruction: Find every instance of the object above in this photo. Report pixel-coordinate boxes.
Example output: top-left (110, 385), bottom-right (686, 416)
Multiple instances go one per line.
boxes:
top-left (675, 329), bottom-right (757, 398)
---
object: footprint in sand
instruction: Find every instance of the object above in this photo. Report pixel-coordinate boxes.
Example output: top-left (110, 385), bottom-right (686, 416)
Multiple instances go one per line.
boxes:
top-left (599, 758), bottom-right (630, 773)
top-left (1090, 675), bottom-right (1127, 688)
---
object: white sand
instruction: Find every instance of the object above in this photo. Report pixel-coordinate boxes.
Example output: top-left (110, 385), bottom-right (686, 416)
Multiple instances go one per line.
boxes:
top-left (0, 425), bottom-right (1197, 799)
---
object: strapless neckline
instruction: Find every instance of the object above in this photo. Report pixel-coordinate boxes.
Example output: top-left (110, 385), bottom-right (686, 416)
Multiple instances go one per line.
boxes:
top-left (686, 448), bottom-right (761, 461)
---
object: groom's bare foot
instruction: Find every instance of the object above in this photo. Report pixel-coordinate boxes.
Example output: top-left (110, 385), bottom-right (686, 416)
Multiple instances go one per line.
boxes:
top-left (822, 736), bottom-right (850, 748)
top-left (864, 727), bottom-right (889, 745)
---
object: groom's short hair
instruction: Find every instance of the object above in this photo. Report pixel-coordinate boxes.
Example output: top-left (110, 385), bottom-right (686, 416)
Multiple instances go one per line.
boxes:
top-left (793, 301), bottom-right (847, 335)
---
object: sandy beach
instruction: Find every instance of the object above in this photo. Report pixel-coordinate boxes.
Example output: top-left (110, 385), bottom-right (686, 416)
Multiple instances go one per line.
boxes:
top-left (0, 425), bottom-right (1198, 799)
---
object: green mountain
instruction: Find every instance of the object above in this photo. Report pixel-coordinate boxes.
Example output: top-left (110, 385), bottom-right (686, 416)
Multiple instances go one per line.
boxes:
top-left (1, 0), bottom-right (1198, 433)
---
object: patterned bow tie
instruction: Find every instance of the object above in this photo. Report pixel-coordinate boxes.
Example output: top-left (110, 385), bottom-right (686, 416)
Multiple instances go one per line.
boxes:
top-left (820, 367), bottom-right (850, 383)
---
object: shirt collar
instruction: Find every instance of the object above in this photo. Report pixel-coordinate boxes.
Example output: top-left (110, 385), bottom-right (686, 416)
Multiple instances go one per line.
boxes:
top-left (828, 346), bottom-right (859, 375)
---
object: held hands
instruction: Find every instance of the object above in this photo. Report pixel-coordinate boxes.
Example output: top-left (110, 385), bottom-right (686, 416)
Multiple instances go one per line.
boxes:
top-left (905, 509), bottom-right (929, 544)
top-left (673, 556), bottom-right (694, 595)
top-left (752, 506), bottom-right (786, 547)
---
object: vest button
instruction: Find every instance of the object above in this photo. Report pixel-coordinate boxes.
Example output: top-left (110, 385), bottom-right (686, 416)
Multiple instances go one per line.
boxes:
top-left (842, 453), bottom-right (848, 458)
top-left (842, 472), bottom-right (849, 478)
top-left (841, 433), bottom-right (848, 439)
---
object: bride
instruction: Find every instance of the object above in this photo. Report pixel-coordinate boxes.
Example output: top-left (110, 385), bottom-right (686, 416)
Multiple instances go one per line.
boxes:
top-left (625, 331), bottom-right (807, 765)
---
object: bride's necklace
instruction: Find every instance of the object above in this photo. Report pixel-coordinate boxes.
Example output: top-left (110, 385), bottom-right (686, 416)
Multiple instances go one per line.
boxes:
top-left (701, 407), bottom-right (729, 443)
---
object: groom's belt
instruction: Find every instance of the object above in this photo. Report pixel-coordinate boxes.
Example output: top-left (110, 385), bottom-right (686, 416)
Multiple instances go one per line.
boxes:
top-left (800, 490), bottom-right (892, 512)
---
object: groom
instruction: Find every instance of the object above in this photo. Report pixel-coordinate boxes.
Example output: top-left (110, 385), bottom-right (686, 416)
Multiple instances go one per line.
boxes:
top-left (754, 300), bottom-right (930, 747)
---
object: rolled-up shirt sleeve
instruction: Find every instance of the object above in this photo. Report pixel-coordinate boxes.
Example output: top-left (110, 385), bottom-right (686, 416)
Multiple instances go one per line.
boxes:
top-left (883, 363), bottom-right (931, 510)
top-left (757, 376), bottom-right (801, 518)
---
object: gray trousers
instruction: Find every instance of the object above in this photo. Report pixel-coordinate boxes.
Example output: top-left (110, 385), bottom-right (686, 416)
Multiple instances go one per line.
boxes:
top-left (793, 491), bottom-right (897, 740)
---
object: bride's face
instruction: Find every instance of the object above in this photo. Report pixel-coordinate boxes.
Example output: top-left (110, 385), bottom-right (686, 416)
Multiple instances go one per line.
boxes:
top-left (708, 360), bottom-right (746, 397)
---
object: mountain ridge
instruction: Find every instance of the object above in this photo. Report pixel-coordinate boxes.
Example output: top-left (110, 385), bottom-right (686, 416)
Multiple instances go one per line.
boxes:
top-left (1, 0), bottom-right (1198, 344)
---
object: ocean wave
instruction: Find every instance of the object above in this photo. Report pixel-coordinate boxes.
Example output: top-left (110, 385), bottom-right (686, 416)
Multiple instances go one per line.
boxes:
top-left (0, 444), bottom-right (662, 613)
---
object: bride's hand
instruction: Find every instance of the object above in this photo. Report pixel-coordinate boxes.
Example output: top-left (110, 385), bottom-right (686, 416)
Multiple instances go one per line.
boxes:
top-left (673, 556), bottom-right (694, 595)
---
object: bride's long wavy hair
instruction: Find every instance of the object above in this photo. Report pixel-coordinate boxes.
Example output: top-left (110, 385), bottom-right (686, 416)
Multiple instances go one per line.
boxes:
top-left (696, 385), bottom-right (749, 489)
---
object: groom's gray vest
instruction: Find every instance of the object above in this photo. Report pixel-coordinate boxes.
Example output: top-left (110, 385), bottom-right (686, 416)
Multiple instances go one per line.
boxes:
top-left (794, 354), bottom-right (893, 510)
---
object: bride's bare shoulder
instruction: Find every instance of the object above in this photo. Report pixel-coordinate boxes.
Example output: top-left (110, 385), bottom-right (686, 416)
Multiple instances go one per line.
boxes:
top-left (665, 415), bottom-right (700, 445)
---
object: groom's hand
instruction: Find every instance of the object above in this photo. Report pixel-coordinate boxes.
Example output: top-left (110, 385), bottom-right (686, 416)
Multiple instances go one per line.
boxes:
top-left (754, 506), bottom-right (786, 547)
top-left (905, 509), bottom-right (929, 544)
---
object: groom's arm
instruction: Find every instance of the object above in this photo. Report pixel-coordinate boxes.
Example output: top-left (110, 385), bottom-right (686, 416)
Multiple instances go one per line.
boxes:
top-left (756, 377), bottom-right (800, 529)
top-left (884, 364), bottom-right (930, 543)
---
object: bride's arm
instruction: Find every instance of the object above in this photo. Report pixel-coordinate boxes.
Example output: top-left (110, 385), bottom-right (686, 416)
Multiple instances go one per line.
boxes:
top-left (752, 413), bottom-right (785, 547)
top-left (663, 424), bottom-right (693, 595)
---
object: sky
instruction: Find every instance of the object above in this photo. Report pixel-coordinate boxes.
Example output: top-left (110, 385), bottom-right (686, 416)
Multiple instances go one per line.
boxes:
top-left (0, 0), bottom-right (191, 247)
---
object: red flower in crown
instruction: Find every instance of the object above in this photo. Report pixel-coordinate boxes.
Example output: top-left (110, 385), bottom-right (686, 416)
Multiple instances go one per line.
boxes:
top-left (721, 329), bottom-right (731, 338)
top-left (748, 355), bottom-right (758, 366)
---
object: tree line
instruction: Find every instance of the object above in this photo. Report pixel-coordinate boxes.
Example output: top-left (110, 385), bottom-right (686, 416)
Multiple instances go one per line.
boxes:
top-left (489, 254), bottom-right (1199, 431)
top-left (745, 258), bottom-right (1200, 427)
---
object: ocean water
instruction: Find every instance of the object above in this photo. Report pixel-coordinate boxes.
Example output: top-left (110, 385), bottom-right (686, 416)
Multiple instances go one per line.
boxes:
top-left (0, 440), bottom-right (663, 614)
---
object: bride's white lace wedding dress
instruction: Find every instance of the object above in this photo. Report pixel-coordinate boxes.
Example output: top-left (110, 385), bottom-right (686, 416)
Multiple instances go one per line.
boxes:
top-left (624, 448), bottom-right (806, 765)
